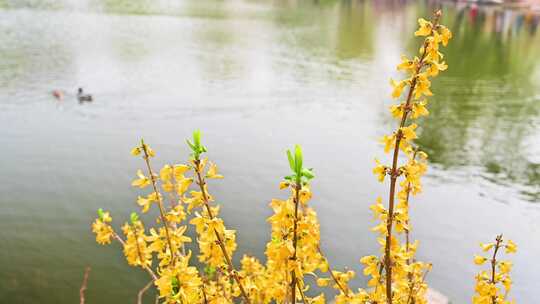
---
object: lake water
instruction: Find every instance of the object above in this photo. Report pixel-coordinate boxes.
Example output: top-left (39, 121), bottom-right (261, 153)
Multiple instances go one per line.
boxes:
top-left (0, 0), bottom-right (539, 303)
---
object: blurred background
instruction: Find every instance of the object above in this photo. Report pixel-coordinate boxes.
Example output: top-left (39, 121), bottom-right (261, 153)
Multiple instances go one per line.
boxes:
top-left (0, 0), bottom-right (539, 303)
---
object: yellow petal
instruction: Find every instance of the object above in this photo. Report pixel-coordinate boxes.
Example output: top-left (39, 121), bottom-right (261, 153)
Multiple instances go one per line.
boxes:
top-left (130, 147), bottom-right (141, 156)
top-left (474, 255), bottom-right (487, 265)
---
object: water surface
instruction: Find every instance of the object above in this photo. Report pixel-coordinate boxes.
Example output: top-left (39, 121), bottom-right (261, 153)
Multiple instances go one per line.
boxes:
top-left (0, 1), bottom-right (539, 303)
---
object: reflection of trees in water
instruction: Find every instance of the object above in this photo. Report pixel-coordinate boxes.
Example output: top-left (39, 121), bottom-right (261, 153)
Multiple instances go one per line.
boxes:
top-left (330, 0), bottom-right (540, 200)
top-left (0, 0), bottom-right (60, 10)
top-left (412, 4), bottom-right (540, 201)
top-left (451, 2), bottom-right (540, 38)
top-left (2, 0), bottom-right (538, 200)
top-left (418, 78), bottom-right (539, 201)
top-left (290, 2), bottom-right (540, 201)
top-left (99, 0), bottom-right (155, 14)
top-left (334, 0), bottom-right (375, 59)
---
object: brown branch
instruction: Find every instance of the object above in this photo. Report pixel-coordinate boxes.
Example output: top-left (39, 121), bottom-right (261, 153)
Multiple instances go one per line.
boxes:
top-left (297, 191), bottom-right (350, 298)
top-left (385, 43), bottom-right (425, 304)
top-left (372, 262), bottom-right (385, 303)
top-left (490, 235), bottom-right (503, 304)
top-left (79, 267), bottom-right (91, 304)
top-left (137, 280), bottom-right (154, 304)
top-left (291, 182), bottom-right (301, 304)
top-left (141, 141), bottom-right (177, 266)
top-left (383, 11), bottom-right (442, 304)
top-left (193, 159), bottom-right (251, 304)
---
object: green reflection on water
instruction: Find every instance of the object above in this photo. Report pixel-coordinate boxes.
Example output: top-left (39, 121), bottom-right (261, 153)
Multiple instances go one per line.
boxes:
top-left (413, 3), bottom-right (540, 201)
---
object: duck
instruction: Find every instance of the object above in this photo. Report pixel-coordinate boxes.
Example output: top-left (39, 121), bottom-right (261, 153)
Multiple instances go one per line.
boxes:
top-left (77, 88), bottom-right (93, 102)
top-left (52, 90), bottom-right (64, 100)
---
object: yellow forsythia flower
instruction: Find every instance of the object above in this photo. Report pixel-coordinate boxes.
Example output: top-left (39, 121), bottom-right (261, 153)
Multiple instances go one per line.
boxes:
top-left (131, 169), bottom-right (151, 188)
top-left (414, 18), bottom-right (432, 36)
top-left (206, 162), bottom-right (224, 179)
top-left (505, 239), bottom-right (517, 253)
top-left (474, 255), bottom-right (487, 265)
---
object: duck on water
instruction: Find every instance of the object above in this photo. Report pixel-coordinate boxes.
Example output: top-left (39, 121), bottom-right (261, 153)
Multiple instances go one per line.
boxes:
top-left (77, 88), bottom-right (93, 102)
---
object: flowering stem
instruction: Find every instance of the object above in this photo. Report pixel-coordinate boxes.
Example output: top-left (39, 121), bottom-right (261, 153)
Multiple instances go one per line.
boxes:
top-left (290, 181), bottom-right (301, 304)
top-left (384, 13), bottom-right (441, 304)
top-left (299, 202), bottom-right (349, 300)
top-left (141, 142), bottom-right (177, 266)
top-left (193, 159), bottom-right (251, 304)
top-left (170, 173), bottom-right (184, 208)
top-left (403, 149), bottom-right (419, 303)
top-left (406, 266), bottom-right (431, 304)
top-left (296, 280), bottom-right (308, 304)
top-left (216, 268), bottom-right (232, 302)
top-left (404, 149), bottom-right (418, 263)
top-left (317, 245), bottom-right (351, 297)
top-left (132, 225), bottom-right (147, 267)
top-left (113, 232), bottom-right (158, 281)
top-left (490, 235), bottom-right (503, 304)
top-left (170, 174), bottom-right (187, 256)
top-left (385, 54), bottom-right (422, 304)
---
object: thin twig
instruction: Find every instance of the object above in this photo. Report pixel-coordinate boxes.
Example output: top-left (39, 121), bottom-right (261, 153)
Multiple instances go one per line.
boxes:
top-left (406, 265), bottom-right (431, 304)
top-left (202, 281), bottom-right (209, 304)
top-left (193, 159), bottom-right (251, 304)
top-left (296, 280), bottom-right (309, 304)
top-left (316, 245), bottom-right (351, 297)
top-left (141, 141), bottom-right (177, 266)
top-left (290, 182), bottom-right (301, 304)
top-left (298, 193), bottom-right (350, 298)
top-left (169, 174), bottom-right (187, 256)
top-left (216, 268), bottom-right (233, 303)
top-left (131, 225), bottom-right (148, 269)
top-left (490, 235), bottom-right (503, 304)
top-left (137, 280), bottom-right (154, 304)
top-left (79, 267), bottom-right (91, 304)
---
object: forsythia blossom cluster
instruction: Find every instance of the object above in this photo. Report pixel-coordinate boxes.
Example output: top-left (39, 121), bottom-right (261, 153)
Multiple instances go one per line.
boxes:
top-left (91, 11), bottom-right (518, 304)
top-left (91, 209), bottom-right (113, 245)
top-left (89, 133), bottom-right (332, 304)
top-left (368, 10), bottom-right (451, 304)
top-left (473, 235), bottom-right (517, 304)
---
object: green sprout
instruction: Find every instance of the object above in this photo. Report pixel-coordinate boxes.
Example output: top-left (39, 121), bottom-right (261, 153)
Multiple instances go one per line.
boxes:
top-left (204, 265), bottom-right (216, 279)
top-left (284, 145), bottom-right (314, 185)
top-left (130, 212), bottom-right (139, 224)
top-left (97, 208), bottom-right (105, 221)
top-left (186, 130), bottom-right (208, 160)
